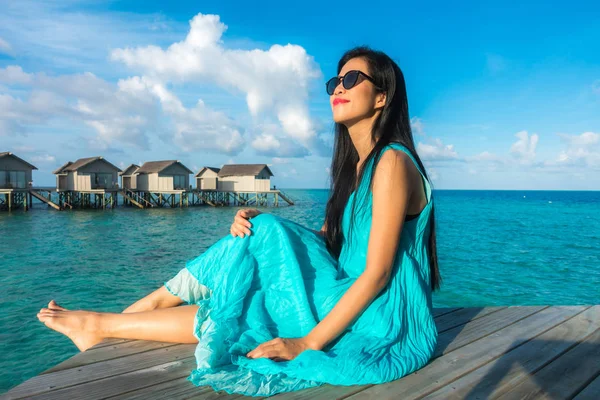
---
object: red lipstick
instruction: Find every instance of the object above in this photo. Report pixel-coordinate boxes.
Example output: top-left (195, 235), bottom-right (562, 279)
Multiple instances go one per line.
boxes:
top-left (333, 98), bottom-right (350, 106)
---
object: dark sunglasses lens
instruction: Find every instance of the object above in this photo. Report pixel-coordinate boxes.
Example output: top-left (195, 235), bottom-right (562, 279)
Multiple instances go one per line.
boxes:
top-left (326, 77), bottom-right (339, 95)
top-left (343, 71), bottom-right (360, 90)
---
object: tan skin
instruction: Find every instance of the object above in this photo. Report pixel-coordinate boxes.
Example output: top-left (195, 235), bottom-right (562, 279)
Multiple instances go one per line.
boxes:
top-left (37, 57), bottom-right (427, 360)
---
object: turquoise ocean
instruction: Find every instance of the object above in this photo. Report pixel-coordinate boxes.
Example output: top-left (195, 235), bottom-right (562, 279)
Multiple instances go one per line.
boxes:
top-left (1, 189), bottom-right (599, 393)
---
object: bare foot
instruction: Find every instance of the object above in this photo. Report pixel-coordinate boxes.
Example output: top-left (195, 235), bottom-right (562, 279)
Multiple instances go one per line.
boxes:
top-left (37, 300), bottom-right (104, 352)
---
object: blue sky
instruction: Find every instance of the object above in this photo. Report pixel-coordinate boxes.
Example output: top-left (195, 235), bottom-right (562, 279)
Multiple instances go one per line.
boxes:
top-left (1, 0), bottom-right (599, 190)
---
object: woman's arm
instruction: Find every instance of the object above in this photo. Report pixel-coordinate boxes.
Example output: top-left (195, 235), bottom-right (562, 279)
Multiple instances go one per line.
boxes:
top-left (304, 150), bottom-right (414, 350)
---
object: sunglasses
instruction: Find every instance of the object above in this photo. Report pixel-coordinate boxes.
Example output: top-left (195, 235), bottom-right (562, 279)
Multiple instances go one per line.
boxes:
top-left (325, 70), bottom-right (382, 95)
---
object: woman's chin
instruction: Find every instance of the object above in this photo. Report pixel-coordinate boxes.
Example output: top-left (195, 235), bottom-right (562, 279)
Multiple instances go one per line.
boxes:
top-left (332, 114), bottom-right (351, 125)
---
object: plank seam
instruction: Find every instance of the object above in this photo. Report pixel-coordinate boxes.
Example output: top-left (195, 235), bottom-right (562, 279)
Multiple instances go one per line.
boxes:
top-left (444, 306), bottom-right (551, 351)
top-left (27, 356), bottom-right (197, 400)
top-left (490, 312), bottom-right (597, 399)
top-left (437, 307), bottom-right (508, 334)
top-left (98, 358), bottom-right (200, 400)
top-left (432, 308), bottom-right (464, 319)
top-left (41, 343), bottom-right (182, 375)
top-left (570, 366), bottom-right (600, 400)
top-left (412, 305), bottom-right (593, 400)
top-left (8, 352), bottom-right (195, 399)
top-left (92, 339), bottom-right (136, 349)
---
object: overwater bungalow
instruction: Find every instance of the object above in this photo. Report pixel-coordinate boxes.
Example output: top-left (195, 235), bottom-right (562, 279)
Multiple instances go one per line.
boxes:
top-left (0, 152), bottom-right (37, 189)
top-left (195, 166), bottom-right (220, 190)
top-left (52, 156), bottom-right (121, 209)
top-left (119, 160), bottom-right (193, 208)
top-left (53, 156), bottom-right (121, 191)
top-left (0, 152), bottom-right (38, 211)
top-left (191, 163), bottom-right (288, 207)
top-left (217, 164), bottom-right (274, 191)
top-left (135, 160), bottom-right (193, 192)
top-left (119, 164), bottom-right (140, 190)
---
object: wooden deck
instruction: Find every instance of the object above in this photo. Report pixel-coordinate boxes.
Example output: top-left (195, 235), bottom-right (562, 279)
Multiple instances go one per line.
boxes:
top-left (3, 305), bottom-right (599, 399)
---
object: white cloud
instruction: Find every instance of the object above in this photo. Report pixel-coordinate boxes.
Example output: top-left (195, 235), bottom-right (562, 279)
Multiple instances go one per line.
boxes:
top-left (549, 131), bottom-right (600, 168)
top-left (0, 68), bottom-right (160, 147)
top-left (0, 1), bottom-right (181, 71)
top-left (0, 10), bottom-right (326, 160)
top-left (0, 37), bottom-right (12, 55)
top-left (271, 157), bottom-right (291, 164)
top-left (252, 133), bottom-right (280, 153)
top-left (119, 76), bottom-right (245, 154)
top-left (465, 151), bottom-right (504, 164)
top-left (410, 116), bottom-right (425, 136)
top-left (31, 154), bottom-right (56, 163)
top-left (557, 131), bottom-right (599, 147)
top-left (417, 138), bottom-right (459, 161)
top-left (249, 123), bottom-right (310, 157)
top-left (425, 166), bottom-right (439, 181)
top-left (0, 66), bottom-right (31, 84)
top-left (510, 130), bottom-right (538, 164)
top-left (111, 13), bottom-right (322, 154)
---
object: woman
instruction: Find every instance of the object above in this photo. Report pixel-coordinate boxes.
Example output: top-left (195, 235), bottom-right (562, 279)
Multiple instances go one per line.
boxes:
top-left (37, 46), bottom-right (442, 396)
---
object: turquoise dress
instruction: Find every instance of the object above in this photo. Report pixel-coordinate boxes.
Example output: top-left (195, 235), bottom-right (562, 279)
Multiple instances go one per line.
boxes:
top-left (164, 142), bottom-right (438, 396)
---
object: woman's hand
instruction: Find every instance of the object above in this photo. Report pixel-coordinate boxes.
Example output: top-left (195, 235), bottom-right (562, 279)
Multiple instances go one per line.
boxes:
top-left (246, 337), bottom-right (320, 362)
top-left (230, 208), bottom-right (262, 238)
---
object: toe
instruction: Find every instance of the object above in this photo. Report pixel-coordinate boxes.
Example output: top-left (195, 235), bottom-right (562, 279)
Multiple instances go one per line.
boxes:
top-left (49, 300), bottom-right (66, 311)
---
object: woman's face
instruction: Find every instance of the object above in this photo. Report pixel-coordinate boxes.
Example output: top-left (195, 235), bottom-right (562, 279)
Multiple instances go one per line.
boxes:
top-left (329, 57), bottom-right (385, 126)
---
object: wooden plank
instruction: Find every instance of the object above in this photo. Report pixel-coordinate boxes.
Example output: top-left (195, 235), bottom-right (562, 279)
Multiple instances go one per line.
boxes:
top-left (118, 190), bottom-right (144, 209)
top-left (271, 307), bottom-right (545, 399)
top-left (573, 373), bottom-right (600, 400)
top-left (25, 358), bottom-right (197, 400)
top-left (109, 377), bottom-right (211, 400)
top-left (106, 309), bottom-right (468, 400)
top-left (343, 306), bottom-right (588, 399)
top-left (435, 307), bottom-right (506, 333)
top-left (6, 306), bottom-right (597, 400)
top-left (90, 338), bottom-right (134, 349)
top-left (269, 383), bottom-right (371, 400)
top-left (432, 307), bottom-right (462, 318)
top-left (436, 306), bottom-right (547, 355)
top-left (273, 307), bottom-right (506, 400)
top-left (421, 305), bottom-right (600, 399)
top-left (5, 344), bottom-right (196, 399)
top-left (42, 340), bottom-right (177, 374)
top-left (494, 327), bottom-right (600, 399)
top-left (29, 189), bottom-right (60, 210)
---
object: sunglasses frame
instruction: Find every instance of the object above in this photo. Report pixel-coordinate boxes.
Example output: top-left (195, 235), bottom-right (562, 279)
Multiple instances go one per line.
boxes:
top-left (326, 70), bottom-right (382, 95)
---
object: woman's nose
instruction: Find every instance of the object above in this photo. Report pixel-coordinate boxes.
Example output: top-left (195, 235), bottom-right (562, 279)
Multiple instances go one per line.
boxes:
top-left (334, 80), bottom-right (345, 95)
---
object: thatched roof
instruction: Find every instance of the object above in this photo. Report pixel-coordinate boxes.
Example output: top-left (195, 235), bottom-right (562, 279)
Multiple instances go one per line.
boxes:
top-left (218, 164), bottom-right (273, 178)
top-left (53, 157), bottom-right (121, 174)
top-left (195, 166), bottom-right (221, 177)
top-left (136, 160), bottom-right (193, 175)
top-left (0, 152), bottom-right (38, 170)
top-left (119, 164), bottom-right (140, 176)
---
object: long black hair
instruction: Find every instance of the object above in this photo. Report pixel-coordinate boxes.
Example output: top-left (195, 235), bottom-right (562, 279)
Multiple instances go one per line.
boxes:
top-left (324, 46), bottom-right (441, 291)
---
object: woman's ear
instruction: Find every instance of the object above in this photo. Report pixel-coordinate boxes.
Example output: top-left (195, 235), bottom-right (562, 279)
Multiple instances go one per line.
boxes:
top-left (375, 92), bottom-right (386, 109)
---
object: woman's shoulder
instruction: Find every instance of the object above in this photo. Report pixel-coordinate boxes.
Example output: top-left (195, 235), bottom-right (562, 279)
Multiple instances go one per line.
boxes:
top-left (371, 144), bottom-right (426, 196)
top-left (375, 144), bottom-right (415, 173)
